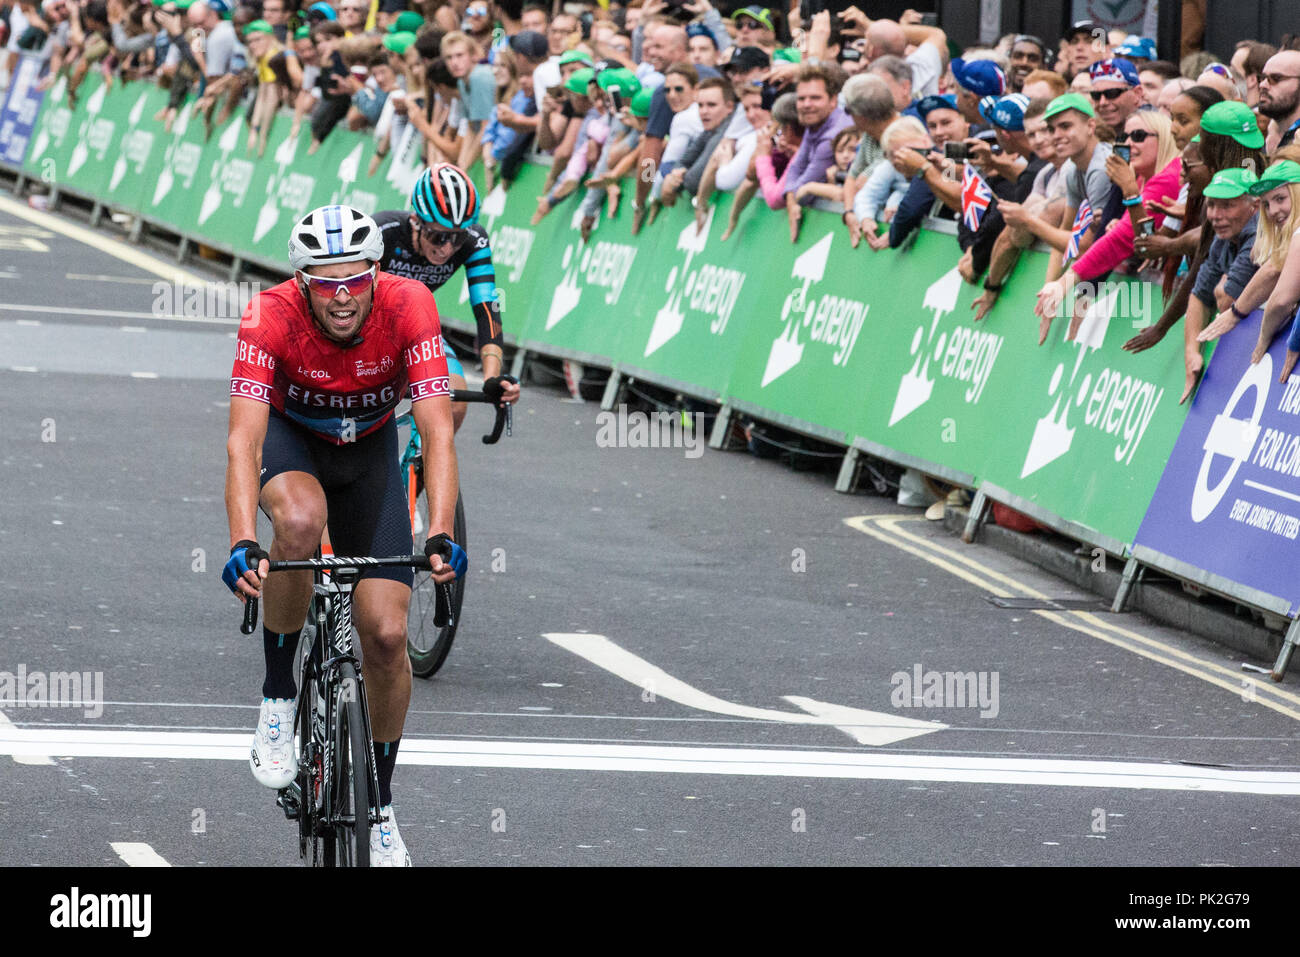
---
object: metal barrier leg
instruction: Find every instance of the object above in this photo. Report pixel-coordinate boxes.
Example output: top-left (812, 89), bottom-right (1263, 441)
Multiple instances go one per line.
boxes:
top-left (961, 489), bottom-right (989, 544)
top-left (129, 216), bottom-right (146, 244)
top-left (11, 172), bottom-right (27, 197)
top-left (708, 403), bottom-right (734, 450)
top-left (89, 201), bottom-right (104, 228)
top-left (1112, 557), bottom-right (1143, 613)
top-left (599, 368), bottom-right (623, 411)
top-left (228, 256), bottom-right (243, 283)
top-left (834, 446), bottom-right (860, 494)
top-left (176, 236), bottom-right (190, 264)
top-left (47, 186), bottom-right (61, 211)
top-left (509, 348), bottom-right (528, 381)
top-left (1270, 617), bottom-right (1300, 681)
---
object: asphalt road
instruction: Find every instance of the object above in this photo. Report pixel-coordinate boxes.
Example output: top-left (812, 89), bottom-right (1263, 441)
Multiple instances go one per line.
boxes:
top-left (2, 200), bottom-right (1299, 869)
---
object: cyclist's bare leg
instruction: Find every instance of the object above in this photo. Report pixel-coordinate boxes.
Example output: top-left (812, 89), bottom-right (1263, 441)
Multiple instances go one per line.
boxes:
top-left (352, 578), bottom-right (413, 741)
top-left (450, 370), bottom-right (468, 433)
top-left (259, 471), bottom-right (328, 633)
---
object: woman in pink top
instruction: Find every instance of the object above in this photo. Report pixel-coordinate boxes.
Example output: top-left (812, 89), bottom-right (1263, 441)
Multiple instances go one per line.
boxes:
top-left (1036, 110), bottom-right (1182, 326)
top-left (721, 92), bottom-right (804, 241)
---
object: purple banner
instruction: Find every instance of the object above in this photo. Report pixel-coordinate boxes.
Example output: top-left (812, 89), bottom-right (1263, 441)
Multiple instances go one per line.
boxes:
top-left (1134, 309), bottom-right (1300, 616)
top-left (0, 56), bottom-right (46, 167)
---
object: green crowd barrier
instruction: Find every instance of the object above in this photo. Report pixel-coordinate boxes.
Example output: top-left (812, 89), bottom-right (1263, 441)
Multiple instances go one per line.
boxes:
top-left (21, 72), bottom-right (1196, 552)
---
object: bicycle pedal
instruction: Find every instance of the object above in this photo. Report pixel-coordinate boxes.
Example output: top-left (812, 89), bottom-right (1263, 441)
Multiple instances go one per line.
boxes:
top-left (276, 785), bottom-right (301, 820)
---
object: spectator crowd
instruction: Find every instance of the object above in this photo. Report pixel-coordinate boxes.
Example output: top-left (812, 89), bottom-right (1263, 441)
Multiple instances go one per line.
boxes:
top-left (6, 0), bottom-right (1300, 412)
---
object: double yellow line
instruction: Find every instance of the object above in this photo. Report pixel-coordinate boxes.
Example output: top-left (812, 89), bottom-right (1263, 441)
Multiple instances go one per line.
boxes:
top-left (845, 514), bottom-right (1300, 723)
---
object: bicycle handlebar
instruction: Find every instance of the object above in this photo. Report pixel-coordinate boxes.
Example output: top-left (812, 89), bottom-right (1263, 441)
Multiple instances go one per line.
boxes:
top-left (449, 388), bottom-right (513, 445)
top-left (240, 554), bottom-right (450, 636)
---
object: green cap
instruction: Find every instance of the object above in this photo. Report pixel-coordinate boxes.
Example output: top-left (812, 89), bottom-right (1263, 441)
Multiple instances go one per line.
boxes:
top-left (730, 6), bottom-right (774, 31)
top-left (243, 18), bottom-right (273, 36)
top-left (558, 49), bottom-right (594, 68)
top-left (389, 10), bottom-right (423, 34)
top-left (1044, 92), bottom-right (1095, 120)
top-left (1249, 159), bottom-right (1300, 195)
top-left (629, 87), bottom-right (655, 118)
top-left (1190, 133), bottom-right (1200, 143)
top-left (596, 67), bottom-right (640, 99)
top-left (564, 67), bottom-right (596, 95)
top-left (383, 30), bottom-right (417, 54)
top-left (1200, 100), bottom-right (1265, 149)
top-left (773, 47), bottom-right (801, 64)
top-left (294, 25), bottom-right (311, 39)
top-left (1202, 166), bottom-right (1259, 199)
top-left (152, 0), bottom-right (195, 9)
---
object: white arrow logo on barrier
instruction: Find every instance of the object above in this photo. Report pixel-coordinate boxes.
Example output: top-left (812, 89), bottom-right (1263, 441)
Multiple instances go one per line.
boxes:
top-left (544, 632), bottom-right (947, 746)
top-left (761, 233), bottom-right (834, 387)
top-left (889, 267), bottom-right (962, 426)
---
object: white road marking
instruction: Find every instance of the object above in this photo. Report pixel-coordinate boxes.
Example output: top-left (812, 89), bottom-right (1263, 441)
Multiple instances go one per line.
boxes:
top-left (129, 372), bottom-right (159, 379)
top-left (110, 842), bottom-right (171, 867)
top-left (15, 319), bottom-right (40, 326)
top-left (66, 273), bottom-right (165, 285)
top-left (120, 326), bottom-right (147, 333)
top-left (9, 365), bottom-right (38, 373)
top-left (0, 712), bottom-right (55, 765)
top-left (0, 194), bottom-right (209, 286)
top-left (1, 726), bottom-right (1298, 794)
top-left (0, 303), bottom-right (238, 324)
top-left (544, 632), bottom-right (944, 746)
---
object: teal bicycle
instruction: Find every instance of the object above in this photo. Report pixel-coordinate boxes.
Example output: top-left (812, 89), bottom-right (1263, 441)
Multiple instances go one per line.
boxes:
top-left (397, 389), bottom-right (512, 677)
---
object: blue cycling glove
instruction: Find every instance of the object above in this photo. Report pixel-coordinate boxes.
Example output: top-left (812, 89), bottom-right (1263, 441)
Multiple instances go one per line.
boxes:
top-left (223, 539), bottom-right (269, 594)
top-left (424, 533), bottom-right (468, 579)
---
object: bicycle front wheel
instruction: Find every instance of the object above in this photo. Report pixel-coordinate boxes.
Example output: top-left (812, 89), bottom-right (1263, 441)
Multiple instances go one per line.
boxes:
top-left (324, 666), bottom-right (372, 867)
top-left (407, 492), bottom-right (467, 678)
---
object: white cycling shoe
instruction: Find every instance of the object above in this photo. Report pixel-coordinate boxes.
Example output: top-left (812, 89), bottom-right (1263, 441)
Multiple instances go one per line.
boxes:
top-left (370, 806), bottom-right (412, 867)
top-left (250, 697), bottom-right (297, 789)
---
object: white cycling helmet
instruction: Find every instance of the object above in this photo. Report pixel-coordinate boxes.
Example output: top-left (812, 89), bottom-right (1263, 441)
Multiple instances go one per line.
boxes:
top-left (288, 205), bottom-right (385, 271)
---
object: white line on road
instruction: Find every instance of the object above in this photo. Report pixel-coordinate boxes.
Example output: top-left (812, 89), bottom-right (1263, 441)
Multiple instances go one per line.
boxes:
top-left (545, 632), bottom-right (945, 746)
top-left (0, 303), bottom-right (238, 324)
top-left (15, 319), bottom-right (40, 326)
top-left (67, 273), bottom-right (166, 285)
top-left (120, 326), bottom-right (147, 333)
top-left (1, 726), bottom-right (1298, 794)
top-left (129, 372), bottom-right (159, 379)
top-left (9, 365), bottom-right (38, 373)
top-left (0, 712), bottom-right (54, 765)
top-left (110, 842), bottom-right (171, 867)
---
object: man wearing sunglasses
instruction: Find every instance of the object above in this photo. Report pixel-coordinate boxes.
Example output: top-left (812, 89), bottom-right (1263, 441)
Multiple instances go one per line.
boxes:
top-left (225, 204), bottom-right (466, 866)
top-left (1258, 51), bottom-right (1300, 151)
top-left (1086, 58), bottom-right (1142, 133)
top-left (375, 163), bottom-right (521, 433)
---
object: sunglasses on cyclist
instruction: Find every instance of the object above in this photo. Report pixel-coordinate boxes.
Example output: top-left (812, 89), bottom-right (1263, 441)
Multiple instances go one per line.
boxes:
top-left (419, 225), bottom-right (467, 248)
top-left (299, 265), bottom-right (376, 297)
top-left (1089, 88), bottom-right (1129, 102)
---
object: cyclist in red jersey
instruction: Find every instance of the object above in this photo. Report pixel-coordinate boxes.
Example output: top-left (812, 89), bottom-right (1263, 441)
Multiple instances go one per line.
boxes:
top-left (222, 205), bottom-right (462, 866)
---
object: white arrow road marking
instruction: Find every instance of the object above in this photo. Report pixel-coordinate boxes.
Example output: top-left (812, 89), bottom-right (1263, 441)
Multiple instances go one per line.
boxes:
top-left (111, 842), bottom-right (171, 867)
top-left (1, 727), bottom-right (1298, 793)
top-left (0, 711), bottom-right (55, 764)
top-left (543, 632), bottom-right (945, 746)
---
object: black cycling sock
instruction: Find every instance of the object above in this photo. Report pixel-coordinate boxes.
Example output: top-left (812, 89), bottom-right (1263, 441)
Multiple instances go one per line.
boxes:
top-left (374, 738), bottom-right (400, 807)
top-left (261, 626), bottom-right (302, 701)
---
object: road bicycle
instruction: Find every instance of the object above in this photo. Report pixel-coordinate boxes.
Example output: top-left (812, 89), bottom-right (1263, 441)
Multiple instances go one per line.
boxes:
top-left (398, 388), bottom-right (512, 678)
top-left (239, 553), bottom-right (436, 866)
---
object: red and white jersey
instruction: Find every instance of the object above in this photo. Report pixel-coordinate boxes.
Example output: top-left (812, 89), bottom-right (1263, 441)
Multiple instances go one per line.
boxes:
top-left (230, 272), bottom-right (450, 444)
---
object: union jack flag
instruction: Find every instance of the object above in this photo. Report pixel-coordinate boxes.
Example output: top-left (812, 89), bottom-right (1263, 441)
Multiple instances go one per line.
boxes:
top-left (1065, 198), bottom-right (1094, 262)
top-left (960, 161), bottom-right (993, 231)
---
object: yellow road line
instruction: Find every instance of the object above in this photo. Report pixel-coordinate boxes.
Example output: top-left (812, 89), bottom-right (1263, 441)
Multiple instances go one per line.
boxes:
top-left (863, 514), bottom-right (1300, 705)
top-left (844, 513), bottom-right (1300, 721)
top-left (0, 194), bottom-right (209, 286)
